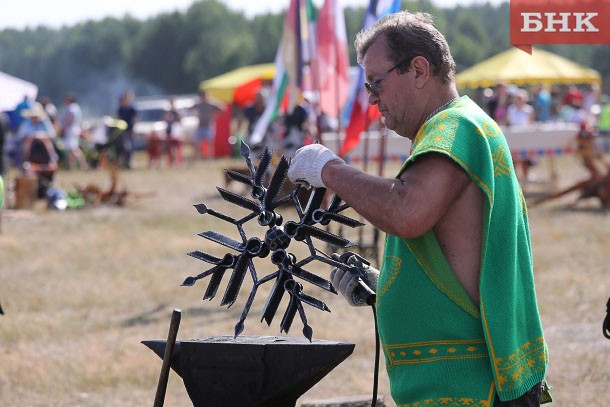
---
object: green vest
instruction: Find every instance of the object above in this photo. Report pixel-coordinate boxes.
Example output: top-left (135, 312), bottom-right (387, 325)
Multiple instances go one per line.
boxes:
top-left (378, 96), bottom-right (548, 406)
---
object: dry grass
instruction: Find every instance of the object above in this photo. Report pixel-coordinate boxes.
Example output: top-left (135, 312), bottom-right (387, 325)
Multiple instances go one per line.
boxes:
top-left (0, 151), bottom-right (609, 406)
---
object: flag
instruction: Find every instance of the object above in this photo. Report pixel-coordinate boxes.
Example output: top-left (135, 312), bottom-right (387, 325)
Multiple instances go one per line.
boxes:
top-left (250, 0), bottom-right (316, 145)
top-left (314, 0), bottom-right (350, 118)
top-left (340, 0), bottom-right (401, 157)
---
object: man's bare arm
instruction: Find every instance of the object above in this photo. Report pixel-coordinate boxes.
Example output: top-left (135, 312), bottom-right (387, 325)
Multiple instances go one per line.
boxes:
top-left (321, 153), bottom-right (472, 238)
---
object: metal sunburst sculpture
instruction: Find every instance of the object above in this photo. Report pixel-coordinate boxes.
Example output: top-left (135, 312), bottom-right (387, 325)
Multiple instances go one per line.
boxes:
top-left (182, 141), bottom-right (366, 341)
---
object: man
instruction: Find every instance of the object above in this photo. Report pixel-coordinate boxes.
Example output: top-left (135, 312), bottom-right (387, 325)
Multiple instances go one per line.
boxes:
top-left (61, 93), bottom-right (87, 170)
top-left (243, 89), bottom-right (267, 138)
top-left (288, 11), bottom-right (549, 406)
top-left (116, 90), bottom-right (138, 169)
top-left (193, 90), bottom-right (224, 160)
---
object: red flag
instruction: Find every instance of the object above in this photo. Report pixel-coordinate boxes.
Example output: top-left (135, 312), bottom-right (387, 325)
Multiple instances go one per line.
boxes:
top-left (341, 89), bottom-right (380, 156)
top-left (314, 0), bottom-right (349, 118)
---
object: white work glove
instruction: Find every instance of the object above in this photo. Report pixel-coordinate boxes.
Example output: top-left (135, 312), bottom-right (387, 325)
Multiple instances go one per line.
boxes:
top-left (287, 144), bottom-right (344, 188)
top-left (331, 254), bottom-right (379, 307)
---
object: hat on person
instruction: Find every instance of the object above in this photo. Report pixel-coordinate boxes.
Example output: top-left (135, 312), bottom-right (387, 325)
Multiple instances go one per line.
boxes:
top-left (22, 102), bottom-right (47, 119)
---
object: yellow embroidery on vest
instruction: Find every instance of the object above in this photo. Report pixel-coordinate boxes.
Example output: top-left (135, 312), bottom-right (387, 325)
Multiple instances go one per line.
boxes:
top-left (493, 336), bottom-right (547, 392)
top-left (398, 397), bottom-right (491, 407)
top-left (385, 339), bottom-right (488, 366)
top-left (482, 121), bottom-right (500, 138)
top-left (493, 145), bottom-right (511, 178)
top-left (379, 256), bottom-right (401, 296)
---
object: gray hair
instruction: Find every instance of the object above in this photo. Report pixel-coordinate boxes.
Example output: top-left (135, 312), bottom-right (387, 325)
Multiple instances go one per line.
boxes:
top-left (355, 11), bottom-right (456, 83)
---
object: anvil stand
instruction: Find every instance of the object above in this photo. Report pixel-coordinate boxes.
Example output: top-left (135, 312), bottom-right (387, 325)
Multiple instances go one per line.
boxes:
top-left (143, 335), bottom-right (355, 407)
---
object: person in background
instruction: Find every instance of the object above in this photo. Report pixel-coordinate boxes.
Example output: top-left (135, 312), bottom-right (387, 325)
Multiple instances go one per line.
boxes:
top-left (560, 86), bottom-right (587, 124)
top-left (487, 81), bottom-right (510, 126)
top-left (575, 121), bottom-right (608, 181)
top-left (164, 96), bottom-right (184, 167)
top-left (533, 84), bottom-right (551, 122)
top-left (287, 11), bottom-right (549, 406)
top-left (507, 89), bottom-right (536, 183)
top-left (507, 89), bottom-right (535, 127)
top-left (243, 89), bottom-right (267, 138)
top-left (597, 94), bottom-right (610, 153)
top-left (60, 93), bottom-right (87, 170)
top-left (116, 90), bottom-right (138, 169)
top-left (281, 96), bottom-right (313, 157)
top-left (192, 90), bottom-right (224, 160)
top-left (582, 83), bottom-right (600, 116)
top-left (18, 102), bottom-right (59, 197)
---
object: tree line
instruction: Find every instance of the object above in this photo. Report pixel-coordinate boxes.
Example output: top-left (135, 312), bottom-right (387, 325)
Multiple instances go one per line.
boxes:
top-left (0, 0), bottom-right (608, 116)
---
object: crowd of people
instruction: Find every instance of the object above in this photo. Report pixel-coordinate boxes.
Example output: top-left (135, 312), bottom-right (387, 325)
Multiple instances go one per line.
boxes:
top-left (480, 81), bottom-right (609, 184)
top-left (484, 81), bottom-right (603, 134)
top-left (0, 82), bottom-right (321, 208)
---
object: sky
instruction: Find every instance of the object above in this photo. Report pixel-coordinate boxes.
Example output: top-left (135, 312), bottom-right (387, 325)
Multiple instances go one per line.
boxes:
top-left (0, 0), bottom-right (505, 30)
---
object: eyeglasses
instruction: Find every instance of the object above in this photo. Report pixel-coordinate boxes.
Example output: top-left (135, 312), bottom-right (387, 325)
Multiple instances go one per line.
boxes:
top-left (363, 60), bottom-right (406, 97)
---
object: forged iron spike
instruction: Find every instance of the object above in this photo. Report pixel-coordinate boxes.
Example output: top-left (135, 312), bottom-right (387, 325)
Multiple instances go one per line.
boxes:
top-left (305, 254), bottom-right (346, 270)
top-left (254, 147), bottom-right (272, 187)
top-left (234, 320), bottom-right (245, 338)
top-left (217, 187), bottom-right (261, 212)
top-left (261, 272), bottom-right (290, 326)
top-left (194, 203), bottom-right (208, 214)
top-left (257, 270), bottom-right (280, 285)
top-left (292, 185), bottom-right (306, 216)
top-left (203, 267), bottom-right (228, 300)
top-left (299, 224), bottom-right (355, 248)
top-left (303, 188), bottom-right (327, 223)
top-left (181, 276), bottom-right (198, 287)
top-left (264, 156), bottom-right (289, 207)
top-left (234, 286), bottom-right (257, 337)
top-left (312, 211), bottom-right (365, 228)
top-left (280, 280), bottom-right (303, 334)
top-left (225, 168), bottom-right (253, 186)
top-left (181, 264), bottom-right (225, 287)
top-left (240, 140), bottom-right (251, 158)
top-left (296, 290), bottom-right (331, 312)
top-left (198, 231), bottom-right (243, 251)
top-left (240, 141), bottom-right (256, 175)
top-left (303, 324), bottom-right (313, 342)
top-left (205, 208), bottom-right (238, 224)
top-left (280, 297), bottom-right (298, 334)
top-left (327, 194), bottom-right (342, 212)
top-left (270, 193), bottom-right (294, 211)
top-left (295, 300), bottom-right (313, 342)
top-left (334, 203), bottom-right (351, 213)
top-left (220, 255), bottom-right (249, 307)
top-left (187, 251), bottom-right (223, 264)
top-left (328, 213), bottom-right (365, 228)
top-left (236, 211), bottom-right (260, 226)
top-left (291, 266), bottom-right (335, 293)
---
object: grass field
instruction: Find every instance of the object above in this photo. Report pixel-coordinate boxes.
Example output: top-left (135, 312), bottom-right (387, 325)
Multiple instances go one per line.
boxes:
top-left (0, 151), bottom-right (609, 406)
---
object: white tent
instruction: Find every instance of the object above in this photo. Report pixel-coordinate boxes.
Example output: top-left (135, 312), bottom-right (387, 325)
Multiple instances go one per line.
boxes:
top-left (0, 71), bottom-right (38, 111)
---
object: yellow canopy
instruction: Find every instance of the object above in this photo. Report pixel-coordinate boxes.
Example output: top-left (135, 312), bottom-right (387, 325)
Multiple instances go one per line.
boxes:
top-left (199, 63), bottom-right (275, 105)
top-left (456, 48), bottom-right (601, 89)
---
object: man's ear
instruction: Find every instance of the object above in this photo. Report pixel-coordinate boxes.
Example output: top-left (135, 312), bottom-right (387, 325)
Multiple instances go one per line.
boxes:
top-left (412, 56), bottom-right (430, 88)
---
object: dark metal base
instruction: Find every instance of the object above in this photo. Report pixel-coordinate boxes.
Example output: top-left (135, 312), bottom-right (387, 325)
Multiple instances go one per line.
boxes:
top-left (143, 335), bottom-right (355, 407)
